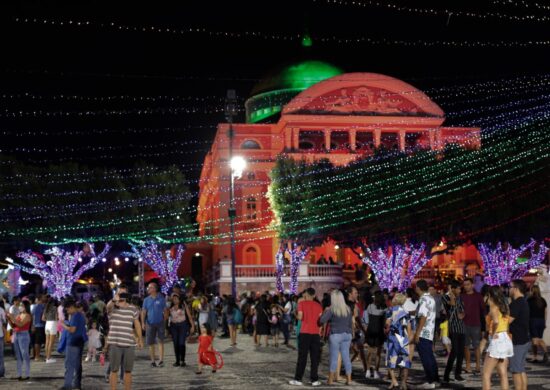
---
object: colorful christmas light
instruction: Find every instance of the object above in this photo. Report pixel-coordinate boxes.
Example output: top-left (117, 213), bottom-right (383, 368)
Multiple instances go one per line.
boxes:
top-left (479, 239), bottom-right (549, 285)
top-left (362, 244), bottom-right (429, 291)
top-left (275, 247), bottom-right (285, 293)
top-left (131, 241), bottom-right (185, 294)
top-left (14, 243), bottom-right (110, 299)
top-left (286, 244), bottom-right (309, 295)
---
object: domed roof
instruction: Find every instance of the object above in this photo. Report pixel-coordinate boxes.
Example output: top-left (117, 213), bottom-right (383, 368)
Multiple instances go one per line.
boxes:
top-left (251, 60), bottom-right (343, 96)
top-left (283, 72), bottom-right (445, 118)
top-left (245, 60), bottom-right (343, 123)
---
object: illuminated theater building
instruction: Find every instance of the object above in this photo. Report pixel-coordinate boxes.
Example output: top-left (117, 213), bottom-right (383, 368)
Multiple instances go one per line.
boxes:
top-left (196, 62), bottom-right (481, 294)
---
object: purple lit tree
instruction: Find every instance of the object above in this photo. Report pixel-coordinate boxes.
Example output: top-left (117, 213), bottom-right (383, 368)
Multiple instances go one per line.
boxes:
top-left (361, 243), bottom-right (429, 292)
top-left (131, 241), bottom-right (185, 294)
top-left (275, 246), bottom-right (285, 293)
top-left (16, 243), bottom-right (110, 299)
top-left (479, 239), bottom-right (548, 286)
top-left (287, 243), bottom-right (309, 295)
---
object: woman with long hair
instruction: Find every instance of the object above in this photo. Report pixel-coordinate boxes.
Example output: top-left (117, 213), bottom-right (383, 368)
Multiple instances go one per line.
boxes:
top-left (169, 294), bottom-right (195, 367)
top-left (365, 291), bottom-right (387, 380)
top-left (482, 286), bottom-right (513, 390)
top-left (225, 296), bottom-right (239, 347)
top-left (528, 285), bottom-right (548, 362)
top-left (255, 294), bottom-right (271, 347)
top-left (42, 295), bottom-right (58, 363)
top-left (319, 290), bottom-right (354, 385)
top-left (7, 299), bottom-right (32, 380)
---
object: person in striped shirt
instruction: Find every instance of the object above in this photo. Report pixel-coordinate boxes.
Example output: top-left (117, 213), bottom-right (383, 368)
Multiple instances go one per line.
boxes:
top-left (106, 291), bottom-right (143, 390)
top-left (442, 280), bottom-right (466, 384)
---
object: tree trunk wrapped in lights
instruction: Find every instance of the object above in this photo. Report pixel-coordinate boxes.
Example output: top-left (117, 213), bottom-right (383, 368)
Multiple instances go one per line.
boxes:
top-left (15, 243), bottom-right (110, 299)
top-left (479, 239), bottom-right (548, 286)
top-left (287, 243), bottom-right (309, 295)
top-left (131, 241), bottom-right (185, 294)
top-left (275, 246), bottom-right (285, 293)
top-left (362, 243), bottom-right (429, 292)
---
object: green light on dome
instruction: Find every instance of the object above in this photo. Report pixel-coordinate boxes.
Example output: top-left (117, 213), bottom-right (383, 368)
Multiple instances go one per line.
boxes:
top-left (281, 61), bottom-right (342, 90)
top-left (302, 34), bottom-right (313, 47)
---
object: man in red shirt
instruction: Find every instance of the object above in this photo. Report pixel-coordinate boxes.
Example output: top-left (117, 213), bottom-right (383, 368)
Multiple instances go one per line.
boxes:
top-left (290, 287), bottom-right (323, 387)
top-left (461, 278), bottom-right (485, 374)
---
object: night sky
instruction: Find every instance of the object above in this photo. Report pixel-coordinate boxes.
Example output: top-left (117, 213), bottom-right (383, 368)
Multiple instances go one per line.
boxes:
top-left (1, 0), bottom-right (550, 195)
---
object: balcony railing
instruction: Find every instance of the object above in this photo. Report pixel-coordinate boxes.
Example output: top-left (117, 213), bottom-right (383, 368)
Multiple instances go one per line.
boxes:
top-left (208, 261), bottom-right (343, 285)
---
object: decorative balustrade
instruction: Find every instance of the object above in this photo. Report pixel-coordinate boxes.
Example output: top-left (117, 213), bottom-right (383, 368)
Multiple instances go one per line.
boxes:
top-left (207, 261), bottom-right (343, 284)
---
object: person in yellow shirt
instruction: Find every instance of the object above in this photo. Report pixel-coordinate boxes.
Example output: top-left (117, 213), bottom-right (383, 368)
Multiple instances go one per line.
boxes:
top-left (482, 286), bottom-right (513, 390)
top-left (439, 319), bottom-right (451, 355)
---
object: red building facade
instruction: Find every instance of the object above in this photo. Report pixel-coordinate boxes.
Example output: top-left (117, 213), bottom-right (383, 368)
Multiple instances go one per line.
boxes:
top-left (197, 72), bottom-right (481, 283)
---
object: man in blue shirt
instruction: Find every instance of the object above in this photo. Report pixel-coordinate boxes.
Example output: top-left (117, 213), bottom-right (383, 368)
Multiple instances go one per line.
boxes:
top-left (60, 299), bottom-right (87, 390)
top-left (31, 295), bottom-right (46, 361)
top-left (141, 282), bottom-right (168, 367)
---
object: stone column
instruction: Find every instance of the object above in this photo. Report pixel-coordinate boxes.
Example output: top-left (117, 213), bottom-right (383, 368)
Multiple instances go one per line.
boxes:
top-left (399, 130), bottom-right (406, 152)
top-left (324, 129), bottom-right (332, 151)
top-left (284, 129), bottom-right (292, 150)
top-left (374, 129), bottom-right (381, 148)
top-left (349, 129), bottom-right (357, 151)
top-left (435, 129), bottom-right (443, 150)
top-left (292, 128), bottom-right (300, 150)
top-left (428, 131), bottom-right (435, 149)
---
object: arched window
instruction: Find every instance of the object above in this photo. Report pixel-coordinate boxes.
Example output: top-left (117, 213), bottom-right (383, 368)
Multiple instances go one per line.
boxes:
top-left (246, 197), bottom-right (257, 220)
top-left (241, 140), bottom-right (261, 149)
top-left (247, 171), bottom-right (256, 181)
top-left (244, 246), bottom-right (259, 264)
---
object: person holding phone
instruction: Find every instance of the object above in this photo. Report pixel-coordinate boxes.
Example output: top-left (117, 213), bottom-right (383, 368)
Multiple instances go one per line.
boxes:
top-left (106, 290), bottom-right (143, 390)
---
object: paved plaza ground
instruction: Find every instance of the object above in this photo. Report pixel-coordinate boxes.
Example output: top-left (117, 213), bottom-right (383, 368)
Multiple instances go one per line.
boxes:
top-left (2, 331), bottom-right (550, 389)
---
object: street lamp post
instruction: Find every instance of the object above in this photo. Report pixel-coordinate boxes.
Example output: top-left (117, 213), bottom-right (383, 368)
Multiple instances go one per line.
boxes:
top-left (226, 89), bottom-right (239, 298)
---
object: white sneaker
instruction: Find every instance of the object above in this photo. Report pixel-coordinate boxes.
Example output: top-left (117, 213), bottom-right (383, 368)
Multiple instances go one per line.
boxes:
top-left (84, 357), bottom-right (90, 362)
top-left (417, 383), bottom-right (436, 389)
top-left (289, 379), bottom-right (303, 386)
top-left (46, 358), bottom-right (57, 363)
top-left (373, 371), bottom-right (381, 379)
top-left (311, 381), bottom-right (322, 387)
top-left (365, 370), bottom-right (371, 379)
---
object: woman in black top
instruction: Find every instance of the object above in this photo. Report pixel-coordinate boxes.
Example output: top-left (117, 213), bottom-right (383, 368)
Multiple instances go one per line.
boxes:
top-left (528, 285), bottom-right (548, 362)
top-left (255, 294), bottom-right (271, 346)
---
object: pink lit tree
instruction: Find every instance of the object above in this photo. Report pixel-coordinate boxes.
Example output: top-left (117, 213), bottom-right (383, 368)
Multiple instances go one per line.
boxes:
top-left (479, 239), bottom-right (548, 286)
top-left (16, 243), bottom-right (110, 299)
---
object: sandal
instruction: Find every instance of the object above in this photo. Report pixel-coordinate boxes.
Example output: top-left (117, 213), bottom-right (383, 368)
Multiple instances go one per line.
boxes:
top-left (195, 371), bottom-right (202, 375)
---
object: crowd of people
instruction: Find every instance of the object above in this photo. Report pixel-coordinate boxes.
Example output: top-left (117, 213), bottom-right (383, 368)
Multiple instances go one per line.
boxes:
top-left (287, 278), bottom-right (542, 390)
top-left (0, 275), bottom-right (546, 389)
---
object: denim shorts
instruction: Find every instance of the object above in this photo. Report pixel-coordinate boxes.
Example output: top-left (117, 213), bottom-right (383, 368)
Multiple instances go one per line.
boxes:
top-left (146, 322), bottom-right (165, 345)
top-left (509, 342), bottom-right (530, 373)
top-left (464, 326), bottom-right (481, 348)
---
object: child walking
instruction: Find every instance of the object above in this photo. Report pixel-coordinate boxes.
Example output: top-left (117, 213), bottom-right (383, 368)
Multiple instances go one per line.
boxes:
top-left (196, 324), bottom-right (220, 374)
top-left (85, 321), bottom-right (102, 362)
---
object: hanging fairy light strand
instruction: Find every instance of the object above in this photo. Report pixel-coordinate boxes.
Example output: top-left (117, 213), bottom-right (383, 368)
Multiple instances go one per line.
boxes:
top-left (6, 114), bottom-right (550, 239)
top-left (11, 16), bottom-right (550, 45)
top-left (313, 0), bottom-right (550, 23)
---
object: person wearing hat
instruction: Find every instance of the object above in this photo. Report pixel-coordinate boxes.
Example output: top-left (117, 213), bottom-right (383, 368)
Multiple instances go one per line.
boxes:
top-left (60, 299), bottom-right (87, 390)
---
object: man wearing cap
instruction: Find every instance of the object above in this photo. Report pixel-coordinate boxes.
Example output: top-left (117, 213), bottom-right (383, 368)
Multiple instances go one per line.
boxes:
top-left (107, 291), bottom-right (143, 390)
